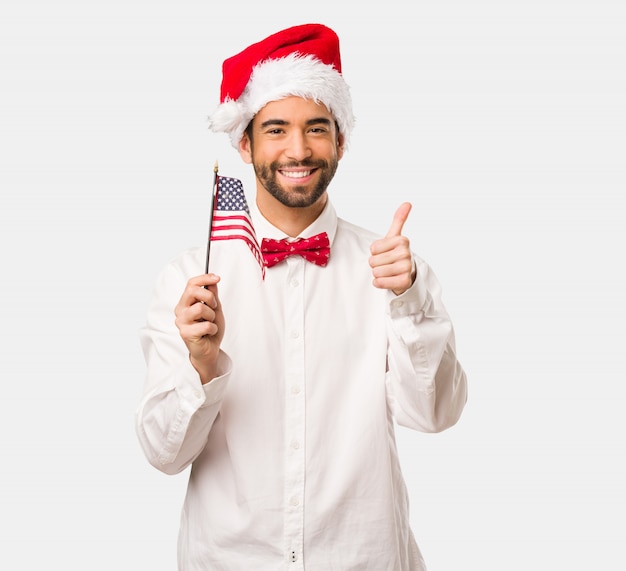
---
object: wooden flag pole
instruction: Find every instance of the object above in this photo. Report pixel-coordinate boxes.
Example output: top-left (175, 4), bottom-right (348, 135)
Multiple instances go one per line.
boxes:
top-left (204, 161), bottom-right (219, 274)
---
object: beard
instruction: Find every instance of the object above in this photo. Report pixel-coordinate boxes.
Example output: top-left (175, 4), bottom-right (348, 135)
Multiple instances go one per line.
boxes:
top-left (252, 157), bottom-right (339, 208)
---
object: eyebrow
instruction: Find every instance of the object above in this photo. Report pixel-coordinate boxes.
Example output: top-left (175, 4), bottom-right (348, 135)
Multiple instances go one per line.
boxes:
top-left (259, 117), bottom-right (333, 129)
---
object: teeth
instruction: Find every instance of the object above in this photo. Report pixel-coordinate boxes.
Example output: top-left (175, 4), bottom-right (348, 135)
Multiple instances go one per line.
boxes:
top-left (282, 170), bottom-right (311, 179)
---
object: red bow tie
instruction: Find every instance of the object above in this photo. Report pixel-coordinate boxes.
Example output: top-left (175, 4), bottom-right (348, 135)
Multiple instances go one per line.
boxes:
top-left (261, 232), bottom-right (330, 268)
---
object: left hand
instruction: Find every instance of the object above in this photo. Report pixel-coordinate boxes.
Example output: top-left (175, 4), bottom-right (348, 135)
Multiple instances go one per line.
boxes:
top-left (369, 202), bottom-right (416, 295)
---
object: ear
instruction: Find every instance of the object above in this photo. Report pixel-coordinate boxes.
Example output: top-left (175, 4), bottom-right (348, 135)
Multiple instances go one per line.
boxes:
top-left (337, 131), bottom-right (345, 161)
top-left (238, 132), bottom-right (253, 164)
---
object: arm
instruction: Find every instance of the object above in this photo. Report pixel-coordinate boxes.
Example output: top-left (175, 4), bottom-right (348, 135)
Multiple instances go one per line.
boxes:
top-left (384, 258), bottom-right (467, 432)
top-left (135, 262), bottom-right (230, 475)
top-left (370, 203), bottom-right (468, 432)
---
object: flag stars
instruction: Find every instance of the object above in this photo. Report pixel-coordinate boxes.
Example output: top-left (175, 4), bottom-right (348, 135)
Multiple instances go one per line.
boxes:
top-left (215, 178), bottom-right (251, 214)
top-left (211, 176), bottom-right (265, 278)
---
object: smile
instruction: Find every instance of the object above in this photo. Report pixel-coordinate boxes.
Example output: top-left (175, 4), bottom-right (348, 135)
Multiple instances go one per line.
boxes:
top-left (280, 170), bottom-right (313, 179)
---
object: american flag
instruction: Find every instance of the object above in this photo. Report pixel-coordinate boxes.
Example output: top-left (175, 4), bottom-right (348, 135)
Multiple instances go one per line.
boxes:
top-left (209, 176), bottom-right (265, 278)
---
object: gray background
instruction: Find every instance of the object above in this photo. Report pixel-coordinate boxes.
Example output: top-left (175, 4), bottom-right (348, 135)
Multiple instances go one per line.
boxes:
top-left (1, 0), bottom-right (624, 569)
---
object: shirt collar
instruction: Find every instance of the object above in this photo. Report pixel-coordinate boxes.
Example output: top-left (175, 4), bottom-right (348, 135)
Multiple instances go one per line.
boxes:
top-left (250, 199), bottom-right (338, 247)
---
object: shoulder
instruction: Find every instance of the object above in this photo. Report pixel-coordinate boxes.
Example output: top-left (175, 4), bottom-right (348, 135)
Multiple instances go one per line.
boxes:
top-left (163, 246), bottom-right (206, 278)
top-left (335, 217), bottom-right (381, 247)
top-left (151, 245), bottom-right (205, 291)
top-left (336, 216), bottom-right (380, 241)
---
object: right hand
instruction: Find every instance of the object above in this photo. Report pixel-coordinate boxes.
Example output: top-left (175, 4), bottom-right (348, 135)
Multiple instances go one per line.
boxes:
top-left (174, 273), bottom-right (225, 383)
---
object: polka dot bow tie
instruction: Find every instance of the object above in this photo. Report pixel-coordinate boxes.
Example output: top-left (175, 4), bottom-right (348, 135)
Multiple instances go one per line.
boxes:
top-left (261, 232), bottom-right (330, 268)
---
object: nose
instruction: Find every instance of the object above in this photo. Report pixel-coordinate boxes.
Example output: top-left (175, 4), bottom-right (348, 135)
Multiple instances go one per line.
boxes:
top-left (285, 131), bottom-right (312, 162)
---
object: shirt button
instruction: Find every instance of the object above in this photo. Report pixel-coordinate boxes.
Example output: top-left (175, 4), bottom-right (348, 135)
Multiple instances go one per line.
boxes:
top-left (290, 278), bottom-right (299, 288)
top-left (391, 300), bottom-right (404, 308)
top-left (290, 496), bottom-right (299, 506)
top-left (290, 330), bottom-right (300, 339)
top-left (291, 440), bottom-right (300, 449)
top-left (291, 385), bottom-right (301, 395)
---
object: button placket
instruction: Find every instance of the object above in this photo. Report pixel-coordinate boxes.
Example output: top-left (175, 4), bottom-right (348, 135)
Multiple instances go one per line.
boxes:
top-left (283, 256), bottom-right (306, 568)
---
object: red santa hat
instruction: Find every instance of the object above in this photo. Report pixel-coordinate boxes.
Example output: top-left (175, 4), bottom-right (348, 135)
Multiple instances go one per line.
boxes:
top-left (208, 23), bottom-right (355, 149)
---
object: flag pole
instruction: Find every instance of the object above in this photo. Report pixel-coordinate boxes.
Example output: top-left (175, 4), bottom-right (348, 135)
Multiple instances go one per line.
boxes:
top-left (205, 160), bottom-right (219, 274)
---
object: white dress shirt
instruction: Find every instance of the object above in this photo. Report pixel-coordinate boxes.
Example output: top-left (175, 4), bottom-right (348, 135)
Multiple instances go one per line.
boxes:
top-left (135, 199), bottom-right (467, 570)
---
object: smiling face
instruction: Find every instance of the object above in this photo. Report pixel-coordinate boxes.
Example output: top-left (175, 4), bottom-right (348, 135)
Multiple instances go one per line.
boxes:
top-left (238, 96), bottom-right (345, 231)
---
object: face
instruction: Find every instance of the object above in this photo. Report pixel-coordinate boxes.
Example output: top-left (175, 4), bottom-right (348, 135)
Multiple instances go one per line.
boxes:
top-left (239, 96), bottom-right (344, 209)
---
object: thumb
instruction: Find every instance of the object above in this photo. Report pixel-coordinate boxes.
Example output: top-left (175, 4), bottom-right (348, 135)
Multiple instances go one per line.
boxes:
top-left (385, 202), bottom-right (412, 238)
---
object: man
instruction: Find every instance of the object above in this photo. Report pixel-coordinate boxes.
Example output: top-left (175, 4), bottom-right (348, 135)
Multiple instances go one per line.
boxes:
top-left (136, 23), bottom-right (467, 570)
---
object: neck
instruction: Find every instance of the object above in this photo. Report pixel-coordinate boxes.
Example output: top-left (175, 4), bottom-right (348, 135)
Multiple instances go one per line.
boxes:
top-left (256, 190), bottom-right (328, 238)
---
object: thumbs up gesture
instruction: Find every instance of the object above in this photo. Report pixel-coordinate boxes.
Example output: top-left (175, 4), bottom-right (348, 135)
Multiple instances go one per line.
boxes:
top-left (369, 202), bottom-right (416, 296)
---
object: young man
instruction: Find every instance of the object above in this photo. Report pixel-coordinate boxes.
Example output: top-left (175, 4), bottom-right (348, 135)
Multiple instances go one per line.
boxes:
top-left (136, 23), bottom-right (467, 570)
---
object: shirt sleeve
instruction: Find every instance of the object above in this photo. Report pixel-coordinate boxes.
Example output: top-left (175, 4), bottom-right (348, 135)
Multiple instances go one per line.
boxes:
top-left (134, 260), bottom-right (232, 475)
top-left (384, 255), bottom-right (468, 433)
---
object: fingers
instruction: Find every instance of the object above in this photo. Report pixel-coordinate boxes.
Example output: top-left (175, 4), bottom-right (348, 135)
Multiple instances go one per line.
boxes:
top-left (370, 248), bottom-right (414, 294)
top-left (175, 274), bottom-right (222, 333)
top-left (371, 202), bottom-right (412, 258)
top-left (370, 203), bottom-right (415, 295)
top-left (385, 202), bottom-right (412, 238)
top-left (174, 273), bottom-right (225, 384)
top-left (180, 301), bottom-right (220, 334)
top-left (177, 274), bottom-right (220, 308)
